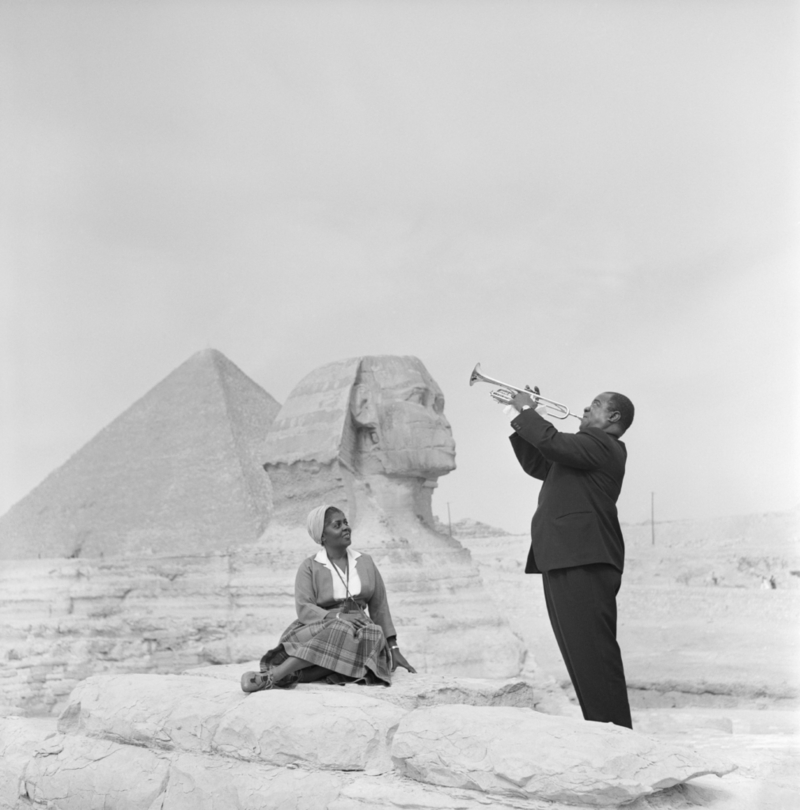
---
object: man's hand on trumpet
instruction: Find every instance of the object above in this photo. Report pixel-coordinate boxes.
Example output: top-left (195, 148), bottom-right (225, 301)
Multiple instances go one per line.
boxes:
top-left (509, 386), bottom-right (549, 417)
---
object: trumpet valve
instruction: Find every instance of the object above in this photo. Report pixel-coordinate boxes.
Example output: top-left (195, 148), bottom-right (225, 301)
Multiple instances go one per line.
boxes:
top-left (490, 388), bottom-right (516, 404)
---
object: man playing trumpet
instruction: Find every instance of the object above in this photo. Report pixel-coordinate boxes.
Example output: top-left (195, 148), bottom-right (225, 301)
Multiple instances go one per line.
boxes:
top-left (507, 387), bottom-right (635, 729)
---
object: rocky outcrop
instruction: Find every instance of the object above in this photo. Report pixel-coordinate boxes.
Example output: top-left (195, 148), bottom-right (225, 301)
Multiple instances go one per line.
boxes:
top-left (0, 550), bottom-right (307, 716)
top-left (1, 670), bottom-right (734, 810)
top-left (392, 704), bottom-right (730, 806)
top-left (0, 537), bottom-right (548, 717)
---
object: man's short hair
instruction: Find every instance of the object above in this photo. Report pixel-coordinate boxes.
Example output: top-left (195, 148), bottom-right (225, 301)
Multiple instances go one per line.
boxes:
top-left (606, 392), bottom-right (634, 434)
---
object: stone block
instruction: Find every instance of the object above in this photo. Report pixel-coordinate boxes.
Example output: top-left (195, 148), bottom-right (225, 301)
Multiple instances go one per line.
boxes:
top-left (214, 689), bottom-right (405, 773)
top-left (58, 674), bottom-right (240, 752)
top-left (327, 773), bottom-right (506, 810)
top-left (391, 704), bottom-right (736, 806)
top-left (21, 734), bottom-right (169, 810)
top-left (0, 717), bottom-right (57, 810)
top-left (161, 752), bottom-right (344, 810)
top-left (58, 673), bottom-right (405, 774)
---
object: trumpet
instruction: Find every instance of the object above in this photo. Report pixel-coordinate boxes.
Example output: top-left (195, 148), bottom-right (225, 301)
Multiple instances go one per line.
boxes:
top-left (469, 363), bottom-right (581, 420)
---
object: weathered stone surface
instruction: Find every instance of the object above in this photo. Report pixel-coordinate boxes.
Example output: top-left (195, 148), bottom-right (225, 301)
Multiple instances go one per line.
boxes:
top-left (0, 349), bottom-right (280, 560)
top-left (3, 671), bottom-right (741, 810)
top-left (156, 751), bottom-right (345, 810)
top-left (21, 734), bottom-right (170, 810)
top-left (15, 738), bottom-right (526, 810)
top-left (0, 542), bottom-right (542, 716)
top-left (58, 674), bottom-right (240, 752)
top-left (0, 553), bottom-right (297, 716)
top-left (58, 673), bottom-right (405, 773)
top-left (0, 717), bottom-right (56, 810)
top-left (214, 688), bottom-right (405, 773)
top-left (391, 705), bottom-right (736, 806)
top-left (326, 774), bottom-right (519, 809)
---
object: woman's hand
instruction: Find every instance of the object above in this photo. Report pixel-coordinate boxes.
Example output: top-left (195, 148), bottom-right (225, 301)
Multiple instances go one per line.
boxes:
top-left (337, 612), bottom-right (370, 630)
top-left (391, 648), bottom-right (416, 673)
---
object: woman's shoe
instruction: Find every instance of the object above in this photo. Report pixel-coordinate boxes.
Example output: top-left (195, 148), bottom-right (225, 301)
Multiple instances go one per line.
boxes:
top-left (241, 669), bottom-right (274, 693)
top-left (240, 668), bottom-right (298, 693)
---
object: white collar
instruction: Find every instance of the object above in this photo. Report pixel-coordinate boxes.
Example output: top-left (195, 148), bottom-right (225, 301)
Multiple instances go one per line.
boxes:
top-left (314, 547), bottom-right (361, 570)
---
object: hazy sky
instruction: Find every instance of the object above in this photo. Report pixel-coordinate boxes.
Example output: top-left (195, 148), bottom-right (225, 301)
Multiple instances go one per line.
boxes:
top-left (2, 0), bottom-right (798, 533)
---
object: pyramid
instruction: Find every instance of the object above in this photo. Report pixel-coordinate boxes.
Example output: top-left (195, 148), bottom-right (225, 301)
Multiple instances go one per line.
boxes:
top-left (0, 350), bottom-right (280, 559)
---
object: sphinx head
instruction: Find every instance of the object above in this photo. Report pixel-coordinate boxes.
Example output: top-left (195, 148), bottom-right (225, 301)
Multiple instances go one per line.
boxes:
top-left (349, 356), bottom-right (456, 479)
top-left (263, 355), bottom-right (455, 479)
top-left (262, 355), bottom-right (455, 530)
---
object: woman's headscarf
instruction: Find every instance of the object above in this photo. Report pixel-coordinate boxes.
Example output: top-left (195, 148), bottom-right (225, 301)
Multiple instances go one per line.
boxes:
top-left (306, 504), bottom-right (341, 544)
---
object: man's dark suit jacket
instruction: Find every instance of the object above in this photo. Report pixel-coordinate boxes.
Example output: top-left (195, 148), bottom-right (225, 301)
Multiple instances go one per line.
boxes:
top-left (509, 409), bottom-right (627, 574)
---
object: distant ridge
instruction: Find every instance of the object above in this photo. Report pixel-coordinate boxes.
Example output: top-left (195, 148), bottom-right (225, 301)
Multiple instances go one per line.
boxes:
top-left (433, 517), bottom-right (511, 538)
top-left (0, 350), bottom-right (281, 559)
top-left (621, 507), bottom-right (799, 549)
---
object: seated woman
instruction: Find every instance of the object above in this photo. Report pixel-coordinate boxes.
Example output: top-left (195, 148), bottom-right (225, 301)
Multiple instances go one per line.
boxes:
top-left (241, 504), bottom-right (416, 692)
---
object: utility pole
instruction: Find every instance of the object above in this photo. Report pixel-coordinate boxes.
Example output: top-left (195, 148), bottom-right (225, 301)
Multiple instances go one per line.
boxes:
top-left (650, 492), bottom-right (655, 546)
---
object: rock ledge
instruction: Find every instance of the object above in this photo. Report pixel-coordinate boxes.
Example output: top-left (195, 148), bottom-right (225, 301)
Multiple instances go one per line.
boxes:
top-left (1, 669), bottom-right (735, 810)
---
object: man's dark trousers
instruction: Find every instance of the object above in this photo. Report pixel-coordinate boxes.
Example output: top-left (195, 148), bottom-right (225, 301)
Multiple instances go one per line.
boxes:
top-left (541, 563), bottom-right (632, 729)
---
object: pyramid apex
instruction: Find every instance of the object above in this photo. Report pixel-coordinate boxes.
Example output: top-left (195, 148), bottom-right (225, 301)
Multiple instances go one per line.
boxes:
top-left (187, 347), bottom-right (227, 364)
top-left (177, 349), bottom-right (257, 382)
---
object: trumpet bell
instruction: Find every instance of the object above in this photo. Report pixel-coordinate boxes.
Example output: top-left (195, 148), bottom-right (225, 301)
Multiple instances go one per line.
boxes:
top-left (468, 363), bottom-right (484, 386)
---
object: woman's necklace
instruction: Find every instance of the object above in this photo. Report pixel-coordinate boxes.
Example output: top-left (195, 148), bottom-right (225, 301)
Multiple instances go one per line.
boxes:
top-left (329, 553), bottom-right (365, 617)
top-left (330, 554), bottom-right (349, 593)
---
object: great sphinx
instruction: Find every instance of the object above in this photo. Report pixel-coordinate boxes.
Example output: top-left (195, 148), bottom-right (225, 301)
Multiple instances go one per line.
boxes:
top-left (260, 355), bottom-right (525, 678)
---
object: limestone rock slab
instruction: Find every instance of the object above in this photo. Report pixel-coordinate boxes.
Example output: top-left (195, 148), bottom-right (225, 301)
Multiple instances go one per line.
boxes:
top-left (391, 705), bottom-right (736, 806)
top-left (158, 752), bottom-right (344, 810)
top-left (0, 553), bottom-right (298, 716)
top-left (19, 738), bottom-right (577, 810)
top-left (58, 673), bottom-right (405, 773)
top-left (19, 734), bottom-right (345, 810)
top-left (327, 773), bottom-right (529, 810)
top-left (58, 673), bottom-right (241, 753)
top-left (0, 717), bottom-right (57, 810)
top-left (21, 733), bottom-right (169, 810)
top-left (214, 688), bottom-right (405, 773)
top-left (6, 684), bottom-right (744, 810)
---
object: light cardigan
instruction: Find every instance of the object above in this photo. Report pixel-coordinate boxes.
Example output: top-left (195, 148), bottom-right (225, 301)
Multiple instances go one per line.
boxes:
top-left (294, 549), bottom-right (397, 641)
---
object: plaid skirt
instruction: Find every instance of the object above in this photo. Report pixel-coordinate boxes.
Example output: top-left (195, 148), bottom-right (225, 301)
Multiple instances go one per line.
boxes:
top-left (277, 616), bottom-right (392, 686)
